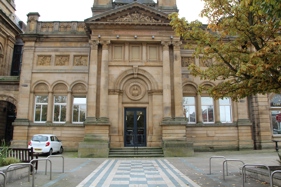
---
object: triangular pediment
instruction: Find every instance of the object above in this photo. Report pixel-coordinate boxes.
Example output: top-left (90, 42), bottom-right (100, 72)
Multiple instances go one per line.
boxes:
top-left (85, 2), bottom-right (171, 26)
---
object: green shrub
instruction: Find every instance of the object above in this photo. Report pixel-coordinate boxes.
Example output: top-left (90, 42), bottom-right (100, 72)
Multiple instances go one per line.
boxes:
top-left (0, 141), bottom-right (22, 167)
top-left (1, 157), bottom-right (20, 166)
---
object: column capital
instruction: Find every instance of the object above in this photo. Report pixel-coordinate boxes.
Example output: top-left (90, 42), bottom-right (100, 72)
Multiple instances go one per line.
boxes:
top-left (89, 40), bottom-right (99, 50)
top-left (161, 41), bottom-right (170, 50)
top-left (101, 40), bottom-right (111, 50)
top-left (172, 41), bottom-right (182, 50)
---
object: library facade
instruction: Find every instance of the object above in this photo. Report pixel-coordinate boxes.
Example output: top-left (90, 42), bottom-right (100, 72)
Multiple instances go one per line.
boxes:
top-left (0, 0), bottom-right (279, 157)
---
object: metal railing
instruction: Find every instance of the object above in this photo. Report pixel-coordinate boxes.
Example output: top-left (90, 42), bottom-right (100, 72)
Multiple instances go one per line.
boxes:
top-left (270, 170), bottom-right (281, 187)
top-left (209, 156), bottom-right (226, 174)
top-left (47, 155), bottom-right (65, 173)
top-left (223, 159), bottom-right (245, 180)
top-left (30, 158), bottom-right (52, 180)
top-left (5, 163), bottom-right (35, 187)
top-left (242, 164), bottom-right (271, 187)
top-left (0, 171), bottom-right (6, 187)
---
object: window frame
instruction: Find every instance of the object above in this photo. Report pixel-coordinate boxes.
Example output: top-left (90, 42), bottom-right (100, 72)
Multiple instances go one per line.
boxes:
top-left (53, 95), bottom-right (67, 123)
top-left (201, 96), bottom-right (215, 123)
top-left (72, 96), bottom-right (87, 123)
top-left (219, 97), bottom-right (232, 123)
top-left (183, 96), bottom-right (196, 124)
top-left (34, 95), bottom-right (48, 123)
top-left (270, 94), bottom-right (281, 135)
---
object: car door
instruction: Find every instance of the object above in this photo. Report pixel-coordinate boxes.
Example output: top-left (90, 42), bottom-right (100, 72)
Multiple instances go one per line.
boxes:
top-left (51, 136), bottom-right (59, 152)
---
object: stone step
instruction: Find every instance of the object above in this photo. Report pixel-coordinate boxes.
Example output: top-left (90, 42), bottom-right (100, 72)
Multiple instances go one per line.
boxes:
top-left (109, 147), bottom-right (164, 158)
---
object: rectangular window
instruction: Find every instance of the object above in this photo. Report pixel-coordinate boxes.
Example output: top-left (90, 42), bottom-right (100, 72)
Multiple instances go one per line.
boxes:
top-left (201, 97), bottom-right (214, 123)
top-left (73, 97), bottom-right (86, 123)
top-left (271, 111), bottom-right (281, 134)
top-left (183, 97), bottom-right (196, 123)
top-left (219, 98), bottom-right (232, 123)
top-left (34, 96), bottom-right (48, 122)
top-left (53, 96), bottom-right (67, 122)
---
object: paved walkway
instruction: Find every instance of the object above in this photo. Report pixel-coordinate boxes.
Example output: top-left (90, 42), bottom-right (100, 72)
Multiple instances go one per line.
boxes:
top-left (2, 150), bottom-right (280, 187)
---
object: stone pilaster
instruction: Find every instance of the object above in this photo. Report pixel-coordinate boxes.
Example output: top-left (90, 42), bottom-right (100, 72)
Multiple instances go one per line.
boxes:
top-left (99, 40), bottom-right (110, 121)
top-left (161, 41), bottom-right (172, 120)
top-left (172, 41), bottom-right (184, 119)
top-left (86, 40), bottom-right (99, 122)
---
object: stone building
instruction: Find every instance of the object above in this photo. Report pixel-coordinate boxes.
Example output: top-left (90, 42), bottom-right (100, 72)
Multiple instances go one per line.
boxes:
top-left (3, 0), bottom-right (279, 157)
top-left (0, 0), bottom-right (24, 145)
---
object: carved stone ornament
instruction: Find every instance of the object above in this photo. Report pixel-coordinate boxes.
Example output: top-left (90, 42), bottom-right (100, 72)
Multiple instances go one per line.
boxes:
top-left (53, 83), bottom-right (67, 92)
top-left (41, 23), bottom-right (54, 32)
top-left (34, 83), bottom-right (49, 92)
top-left (108, 12), bottom-right (163, 23)
top-left (72, 83), bottom-right (86, 93)
top-left (182, 57), bottom-right (195, 67)
top-left (74, 56), bottom-right (88, 66)
top-left (199, 58), bottom-right (212, 67)
top-left (125, 82), bottom-right (146, 101)
top-left (59, 23), bottom-right (72, 32)
top-left (37, 55), bottom-right (51, 66)
top-left (55, 55), bottom-right (69, 66)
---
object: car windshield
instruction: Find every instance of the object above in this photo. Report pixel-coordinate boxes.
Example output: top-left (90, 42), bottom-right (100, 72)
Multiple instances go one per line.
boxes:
top-left (32, 135), bottom-right (48, 141)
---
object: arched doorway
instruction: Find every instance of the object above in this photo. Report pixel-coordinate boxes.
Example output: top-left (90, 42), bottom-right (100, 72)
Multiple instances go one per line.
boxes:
top-left (0, 101), bottom-right (16, 145)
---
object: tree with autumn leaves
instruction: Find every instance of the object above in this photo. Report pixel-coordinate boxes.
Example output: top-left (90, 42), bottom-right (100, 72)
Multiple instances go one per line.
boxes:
top-left (169, 0), bottom-right (281, 101)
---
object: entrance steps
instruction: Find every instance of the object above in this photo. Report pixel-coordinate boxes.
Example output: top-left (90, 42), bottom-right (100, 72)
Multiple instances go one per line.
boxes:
top-left (109, 147), bottom-right (164, 158)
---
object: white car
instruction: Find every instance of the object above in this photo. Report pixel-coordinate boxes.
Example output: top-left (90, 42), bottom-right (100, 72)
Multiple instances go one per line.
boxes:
top-left (28, 134), bottom-right (63, 155)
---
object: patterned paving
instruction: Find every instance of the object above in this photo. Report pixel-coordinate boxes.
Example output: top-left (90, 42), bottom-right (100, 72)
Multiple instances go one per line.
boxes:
top-left (76, 159), bottom-right (200, 187)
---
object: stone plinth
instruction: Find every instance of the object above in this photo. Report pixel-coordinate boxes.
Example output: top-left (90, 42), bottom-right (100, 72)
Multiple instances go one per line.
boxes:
top-left (162, 140), bottom-right (194, 157)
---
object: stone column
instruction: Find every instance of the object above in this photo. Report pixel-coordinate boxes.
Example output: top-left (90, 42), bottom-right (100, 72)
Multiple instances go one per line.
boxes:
top-left (99, 40), bottom-right (110, 121)
top-left (197, 95), bottom-right (203, 124)
top-left (86, 40), bottom-right (99, 123)
top-left (215, 99), bottom-right (220, 123)
top-left (172, 41), bottom-right (184, 119)
top-left (66, 91), bottom-right (72, 123)
top-left (161, 41), bottom-right (172, 120)
top-left (47, 92), bottom-right (53, 122)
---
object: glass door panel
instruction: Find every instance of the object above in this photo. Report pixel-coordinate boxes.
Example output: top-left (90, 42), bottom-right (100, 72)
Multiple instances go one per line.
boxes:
top-left (124, 108), bottom-right (146, 147)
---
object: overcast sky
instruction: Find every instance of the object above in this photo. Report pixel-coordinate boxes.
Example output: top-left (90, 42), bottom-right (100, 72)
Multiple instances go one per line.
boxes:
top-left (15, 0), bottom-right (207, 23)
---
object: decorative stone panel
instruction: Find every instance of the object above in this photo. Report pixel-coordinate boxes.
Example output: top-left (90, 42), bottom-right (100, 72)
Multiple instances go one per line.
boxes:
top-left (73, 56), bottom-right (88, 66)
top-left (125, 81), bottom-right (146, 101)
top-left (55, 55), bottom-right (69, 66)
top-left (37, 55), bottom-right (51, 66)
top-left (199, 58), bottom-right (212, 67)
top-left (182, 57), bottom-right (195, 67)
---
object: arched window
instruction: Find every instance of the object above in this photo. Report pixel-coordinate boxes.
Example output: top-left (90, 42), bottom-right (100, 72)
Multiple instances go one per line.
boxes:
top-left (53, 83), bottom-right (68, 123)
top-left (71, 83), bottom-right (87, 123)
top-left (183, 84), bottom-right (197, 124)
top-left (34, 83), bottom-right (49, 122)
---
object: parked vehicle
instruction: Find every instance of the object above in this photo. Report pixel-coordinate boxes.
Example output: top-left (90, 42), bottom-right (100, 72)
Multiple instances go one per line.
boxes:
top-left (28, 134), bottom-right (63, 155)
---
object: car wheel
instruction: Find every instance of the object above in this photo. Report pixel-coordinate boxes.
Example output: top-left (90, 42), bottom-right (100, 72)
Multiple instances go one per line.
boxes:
top-left (49, 148), bottom-right (53, 156)
top-left (59, 147), bottom-right (63, 154)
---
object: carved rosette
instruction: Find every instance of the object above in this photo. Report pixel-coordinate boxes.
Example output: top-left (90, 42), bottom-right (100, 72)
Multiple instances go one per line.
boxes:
top-left (125, 82), bottom-right (146, 101)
